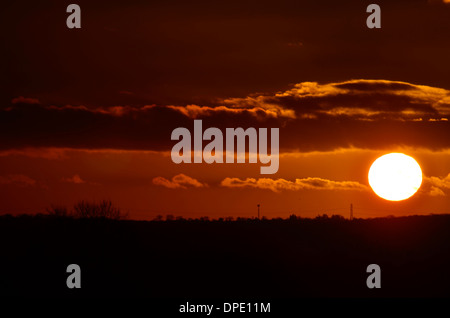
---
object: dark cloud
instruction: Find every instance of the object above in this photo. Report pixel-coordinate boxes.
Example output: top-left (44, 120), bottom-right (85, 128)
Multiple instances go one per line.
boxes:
top-left (334, 81), bottom-right (417, 92)
top-left (1, 80), bottom-right (449, 152)
top-left (271, 80), bottom-right (449, 118)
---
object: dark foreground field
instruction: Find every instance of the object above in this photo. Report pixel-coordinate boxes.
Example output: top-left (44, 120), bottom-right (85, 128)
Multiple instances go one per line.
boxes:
top-left (1, 214), bottom-right (449, 298)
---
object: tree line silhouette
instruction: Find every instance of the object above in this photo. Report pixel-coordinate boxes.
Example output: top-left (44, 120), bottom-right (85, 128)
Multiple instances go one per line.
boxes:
top-left (37, 198), bottom-right (351, 222)
top-left (1, 201), bottom-right (450, 298)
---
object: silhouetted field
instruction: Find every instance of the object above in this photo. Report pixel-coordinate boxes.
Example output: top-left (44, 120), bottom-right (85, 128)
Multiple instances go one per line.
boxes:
top-left (1, 214), bottom-right (449, 298)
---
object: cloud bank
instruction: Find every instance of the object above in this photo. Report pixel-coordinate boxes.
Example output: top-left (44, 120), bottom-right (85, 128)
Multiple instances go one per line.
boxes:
top-left (220, 177), bottom-right (368, 192)
top-left (2, 79), bottom-right (449, 153)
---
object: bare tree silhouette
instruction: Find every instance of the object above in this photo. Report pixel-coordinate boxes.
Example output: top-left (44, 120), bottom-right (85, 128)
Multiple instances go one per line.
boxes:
top-left (73, 200), bottom-right (125, 220)
top-left (46, 200), bottom-right (126, 220)
top-left (46, 205), bottom-right (70, 218)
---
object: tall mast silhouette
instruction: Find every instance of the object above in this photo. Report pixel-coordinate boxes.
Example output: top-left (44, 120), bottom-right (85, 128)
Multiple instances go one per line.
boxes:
top-left (257, 204), bottom-right (260, 219)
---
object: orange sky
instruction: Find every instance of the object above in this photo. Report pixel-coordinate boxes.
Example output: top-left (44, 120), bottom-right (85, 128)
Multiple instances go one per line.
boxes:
top-left (1, 145), bottom-right (450, 220)
top-left (1, 1), bottom-right (450, 219)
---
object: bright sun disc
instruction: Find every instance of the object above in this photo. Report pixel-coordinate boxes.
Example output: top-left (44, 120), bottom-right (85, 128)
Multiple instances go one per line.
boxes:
top-left (368, 153), bottom-right (422, 201)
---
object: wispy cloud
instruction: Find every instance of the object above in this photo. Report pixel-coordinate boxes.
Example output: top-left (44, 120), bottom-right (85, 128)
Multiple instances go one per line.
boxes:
top-left (0, 148), bottom-right (69, 159)
top-left (220, 177), bottom-right (368, 193)
top-left (0, 174), bottom-right (37, 187)
top-left (167, 104), bottom-right (295, 119)
top-left (153, 174), bottom-right (207, 189)
top-left (423, 174), bottom-right (450, 196)
top-left (62, 174), bottom-right (86, 184)
top-left (11, 96), bottom-right (40, 105)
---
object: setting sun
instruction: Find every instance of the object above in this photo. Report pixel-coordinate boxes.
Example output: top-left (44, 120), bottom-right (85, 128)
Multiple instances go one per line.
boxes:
top-left (368, 153), bottom-right (423, 201)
